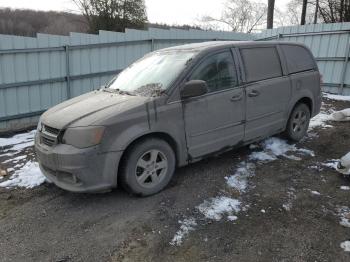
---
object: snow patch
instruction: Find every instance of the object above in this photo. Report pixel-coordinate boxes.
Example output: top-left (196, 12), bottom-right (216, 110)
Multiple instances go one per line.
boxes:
top-left (249, 151), bottom-right (276, 161)
top-left (310, 190), bottom-right (321, 196)
top-left (340, 241), bottom-right (350, 252)
top-left (170, 217), bottom-right (197, 246)
top-left (309, 111), bottom-right (333, 130)
top-left (0, 161), bottom-right (46, 189)
top-left (0, 130), bottom-right (36, 156)
top-left (197, 196), bottom-right (241, 221)
top-left (282, 203), bottom-right (292, 211)
top-left (227, 215), bottom-right (238, 221)
top-left (282, 188), bottom-right (296, 211)
top-left (2, 155), bottom-right (27, 164)
top-left (337, 152), bottom-right (350, 175)
top-left (321, 160), bottom-right (339, 170)
top-left (340, 218), bottom-right (350, 228)
top-left (331, 108), bottom-right (350, 122)
top-left (250, 137), bottom-right (314, 161)
top-left (309, 165), bottom-right (324, 171)
top-left (225, 162), bottom-right (255, 192)
top-left (337, 207), bottom-right (350, 228)
top-left (0, 130), bottom-right (36, 147)
top-left (323, 93), bottom-right (350, 102)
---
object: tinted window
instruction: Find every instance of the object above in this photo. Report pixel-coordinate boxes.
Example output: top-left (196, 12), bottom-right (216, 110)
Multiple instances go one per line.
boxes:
top-left (240, 47), bottom-right (282, 82)
top-left (281, 45), bottom-right (316, 74)
top-left (190, 51), bottom-right (238, 92)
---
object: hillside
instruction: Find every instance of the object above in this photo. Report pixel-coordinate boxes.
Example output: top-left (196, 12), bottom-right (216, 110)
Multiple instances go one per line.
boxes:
top-left (0, 8), bottom-right (202, 37)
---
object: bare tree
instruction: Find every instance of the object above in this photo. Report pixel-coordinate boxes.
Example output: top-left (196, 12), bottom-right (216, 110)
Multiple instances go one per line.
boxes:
top-left (318, 0), bottom-right (350, 23)
top-left (300, 0), bottom-right (308, 25)
top-left (72, 0), bottom-right (147, 33)
top-left (286, 0), bottom-right (350, 25)
top-left (200, 0), bottom-right (267, 33)
top-left (285, 0), bottom-right (316, 25)
top-left (267, 0), bottom-right (275, 29)
top-left (314, 0), bottom-right (319, 23)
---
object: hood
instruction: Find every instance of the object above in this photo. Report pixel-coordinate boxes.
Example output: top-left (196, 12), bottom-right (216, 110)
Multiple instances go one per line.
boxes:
top-left (41, 90), bottom-right (148, 129)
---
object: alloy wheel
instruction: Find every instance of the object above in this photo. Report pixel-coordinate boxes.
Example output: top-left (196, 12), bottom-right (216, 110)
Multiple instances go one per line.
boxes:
top-left (292, 110), bottom-right (307, 134)
top-left (135, 149), bottom-right (168, 188)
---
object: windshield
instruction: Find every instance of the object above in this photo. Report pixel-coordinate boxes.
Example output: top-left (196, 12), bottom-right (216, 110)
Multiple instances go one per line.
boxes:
top-left (106, 51), bottom-right (197, 96)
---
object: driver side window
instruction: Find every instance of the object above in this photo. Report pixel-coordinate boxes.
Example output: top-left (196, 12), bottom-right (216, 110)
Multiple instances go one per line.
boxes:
top-left (190, 51), bottom-right (237, 93)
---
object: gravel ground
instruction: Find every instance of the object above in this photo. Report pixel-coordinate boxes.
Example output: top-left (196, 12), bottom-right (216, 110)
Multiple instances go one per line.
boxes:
top-left (0, 97), bottom-right (350, 262)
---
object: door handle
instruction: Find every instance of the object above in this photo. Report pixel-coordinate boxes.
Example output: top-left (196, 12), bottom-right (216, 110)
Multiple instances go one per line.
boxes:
top-left (248, 90), bottom-right (260, 97)
top-left (231, 93), bottom-right (243, 101)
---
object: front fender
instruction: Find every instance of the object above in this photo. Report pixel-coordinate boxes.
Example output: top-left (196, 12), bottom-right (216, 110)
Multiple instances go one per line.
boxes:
top-left (100, 99), bottom-right (188, 167)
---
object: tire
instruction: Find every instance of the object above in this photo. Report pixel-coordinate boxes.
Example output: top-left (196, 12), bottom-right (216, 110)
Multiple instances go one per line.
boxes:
top-left (120, 138), bottom-right (176, 196)
top-left (284, 103), bottom-right (311, 142)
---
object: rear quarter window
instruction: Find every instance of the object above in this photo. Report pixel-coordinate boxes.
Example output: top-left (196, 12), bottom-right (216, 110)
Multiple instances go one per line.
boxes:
top-left (281, 45), bottom-right (316, 74)
top-left (240, 47), bottom-right (282, 82)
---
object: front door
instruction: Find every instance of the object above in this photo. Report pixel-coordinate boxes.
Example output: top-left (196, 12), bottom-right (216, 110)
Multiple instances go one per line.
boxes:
top-left (182, 50), bottom-right (245, 159)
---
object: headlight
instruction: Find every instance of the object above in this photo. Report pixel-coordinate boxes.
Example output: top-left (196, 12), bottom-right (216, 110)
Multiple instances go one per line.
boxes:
top-left (37, 119), bottom-right (42, 131)
top-left (62, 126), bottom-right (105, 148)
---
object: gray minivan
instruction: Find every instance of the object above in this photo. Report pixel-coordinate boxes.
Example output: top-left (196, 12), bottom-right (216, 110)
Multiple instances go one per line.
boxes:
top-left (35, 41), bottom-right (322, 195)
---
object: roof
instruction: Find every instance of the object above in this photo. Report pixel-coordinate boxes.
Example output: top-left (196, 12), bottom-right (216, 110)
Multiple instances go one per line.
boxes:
top-left (159, 40), bottom-right (305, 53)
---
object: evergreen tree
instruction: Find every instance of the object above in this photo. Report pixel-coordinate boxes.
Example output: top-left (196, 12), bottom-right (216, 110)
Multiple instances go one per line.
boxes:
top-left (73, 0), bottom-right (148, 33)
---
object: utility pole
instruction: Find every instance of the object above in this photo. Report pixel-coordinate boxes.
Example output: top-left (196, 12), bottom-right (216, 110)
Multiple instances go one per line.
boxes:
top-left (267, 0), bottom-right (275, 29)
top-left (301, 0), bottom-right (308, 25)
top-left (314, 0), bottom-right (319, 24)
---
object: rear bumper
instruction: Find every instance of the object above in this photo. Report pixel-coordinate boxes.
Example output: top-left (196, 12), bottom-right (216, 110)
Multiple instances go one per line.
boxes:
top-left (35, 133), bottom-right (123, 193)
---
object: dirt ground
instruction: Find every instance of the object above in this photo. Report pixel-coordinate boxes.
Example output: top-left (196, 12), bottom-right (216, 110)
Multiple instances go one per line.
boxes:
top-left (0, 97), bottom-right (350, 262)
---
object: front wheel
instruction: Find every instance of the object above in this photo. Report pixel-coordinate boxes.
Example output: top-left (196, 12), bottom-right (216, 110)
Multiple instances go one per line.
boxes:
top-left (284, 103), bottom-right (311, 142)
top-left (120, 138), bottom-right (176, 196)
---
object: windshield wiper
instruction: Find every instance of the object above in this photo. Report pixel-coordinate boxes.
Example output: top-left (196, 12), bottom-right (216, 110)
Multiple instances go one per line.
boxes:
top-left (118, 90), bottom-right (135, 96)
top-left (102, 87), bottom-right (115, 93)
top-left (103, 88), bottom-right (135, 96)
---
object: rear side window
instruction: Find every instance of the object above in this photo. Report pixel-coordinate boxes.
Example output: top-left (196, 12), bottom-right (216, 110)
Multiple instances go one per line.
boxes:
top-left (281, 45), bottom-right (316, 74)
top-left (190, 51), bottom-right (238, 93)
top-left (240, 47), bottom-right (282, 82)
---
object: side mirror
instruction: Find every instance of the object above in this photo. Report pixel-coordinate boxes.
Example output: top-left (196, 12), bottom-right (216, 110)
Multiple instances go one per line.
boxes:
top-left (180, 80), bottom-right (208, 99)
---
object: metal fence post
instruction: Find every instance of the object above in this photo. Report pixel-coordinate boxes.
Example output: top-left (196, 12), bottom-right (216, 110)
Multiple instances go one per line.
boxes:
top-left (339, 36), bottom-right (350, 95)
top-left (65, 45), bottom-right (71, 99)
top-left (151, 38), bottom-right (154, 51)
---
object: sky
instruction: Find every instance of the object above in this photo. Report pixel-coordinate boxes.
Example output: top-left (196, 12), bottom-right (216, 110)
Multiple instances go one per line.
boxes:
top-left (0, 0), bottom-right (291, 26)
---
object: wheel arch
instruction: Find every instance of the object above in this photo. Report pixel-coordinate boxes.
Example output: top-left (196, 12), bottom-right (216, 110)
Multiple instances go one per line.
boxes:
top-left (284, 96), bottom-right (313, 131)
top-left (296, 97), bottom-right (313, 114)
top-left (117, 132), bottom-right (181, 182)
top-left (288, 96), bottom-right (313, 119)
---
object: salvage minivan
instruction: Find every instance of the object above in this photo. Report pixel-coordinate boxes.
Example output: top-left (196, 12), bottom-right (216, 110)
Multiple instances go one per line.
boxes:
top-left (35, 41), bottom-right (322, 195)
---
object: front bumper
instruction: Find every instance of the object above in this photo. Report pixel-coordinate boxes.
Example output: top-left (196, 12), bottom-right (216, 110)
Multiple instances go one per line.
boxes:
top-left (313, 93), bottom-right (322, 117)
top-left (35, 133), bottom-right (123, 193)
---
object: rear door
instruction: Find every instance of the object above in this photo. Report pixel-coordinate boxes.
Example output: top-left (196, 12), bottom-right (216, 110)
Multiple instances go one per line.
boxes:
top-left (182, 50), bottom-right (245, 159)
top-left (238, 46), bottom-right (291, 141)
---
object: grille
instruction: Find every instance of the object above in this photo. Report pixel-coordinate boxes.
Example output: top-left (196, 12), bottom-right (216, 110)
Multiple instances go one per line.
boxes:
top-left (41, 136), bottom-right (56, 147)
top-left (40, 124), bottom-right (60, 147)
top-left (43, 125), bottom-right (60, 136)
